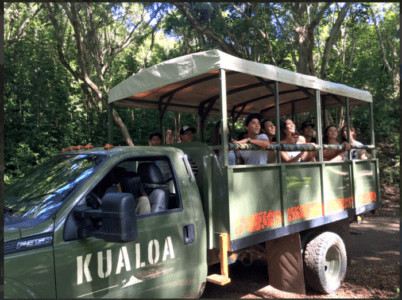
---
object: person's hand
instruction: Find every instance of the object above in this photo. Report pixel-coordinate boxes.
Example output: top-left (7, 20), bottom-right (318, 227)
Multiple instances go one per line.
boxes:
top-left (233, 138), bottom-right (248, 144)
top-left (342, 141), bottom-right (351, 151)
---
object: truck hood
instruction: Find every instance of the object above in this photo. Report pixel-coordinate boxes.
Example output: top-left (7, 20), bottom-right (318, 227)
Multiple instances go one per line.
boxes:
top-left (4, 226), bottom-right (21, 242)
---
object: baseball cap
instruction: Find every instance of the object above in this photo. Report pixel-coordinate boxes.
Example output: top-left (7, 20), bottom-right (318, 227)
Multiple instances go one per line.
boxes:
top-left (180, 126), bottom-right (196, 135)
top-left (300, 121), bottom-right (315, 131)
top-left (244, 113), bottom-right (262, 127)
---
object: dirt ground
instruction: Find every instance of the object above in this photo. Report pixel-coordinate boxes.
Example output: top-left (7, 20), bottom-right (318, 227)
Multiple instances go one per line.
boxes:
top-left (202, 186), bottom-right (400, 299)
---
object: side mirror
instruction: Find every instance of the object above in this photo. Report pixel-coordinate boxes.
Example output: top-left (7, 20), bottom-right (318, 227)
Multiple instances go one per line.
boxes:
top-left (74, 193), bottom-right (138, 243)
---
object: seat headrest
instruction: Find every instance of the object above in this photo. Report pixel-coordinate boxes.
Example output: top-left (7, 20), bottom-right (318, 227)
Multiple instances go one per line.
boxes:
top-left (137, 163), bottom-right (164, 184)
top-left (120, 176), bottom-right (142, 199)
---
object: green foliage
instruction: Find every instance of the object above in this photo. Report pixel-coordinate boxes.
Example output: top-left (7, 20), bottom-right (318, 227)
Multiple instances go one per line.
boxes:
top-left (4, 2), bottom-right (400, 193)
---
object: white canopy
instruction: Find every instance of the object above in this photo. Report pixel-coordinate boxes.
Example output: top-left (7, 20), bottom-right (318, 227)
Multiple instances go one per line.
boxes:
top-left (109, 50), bottom-right (372, 118)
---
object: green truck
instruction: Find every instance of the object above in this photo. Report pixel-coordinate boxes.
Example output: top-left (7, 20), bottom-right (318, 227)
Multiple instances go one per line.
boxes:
top-left (4, 50), bottom-right (381, 298)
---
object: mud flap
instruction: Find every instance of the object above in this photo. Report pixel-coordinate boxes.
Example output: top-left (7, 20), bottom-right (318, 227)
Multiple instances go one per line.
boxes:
top-left (265, 232), bottom-right (306, 294)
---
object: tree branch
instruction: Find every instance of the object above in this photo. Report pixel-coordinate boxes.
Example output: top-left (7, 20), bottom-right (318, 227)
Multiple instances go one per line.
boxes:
top-left (231, 2), bottom-right (277, 65)
top-left (320, 2), bottom-right (351, 79)
top-left (173, 2), bottom-right (242, 57)
top-left (369, 7), bottom-right (393, 75)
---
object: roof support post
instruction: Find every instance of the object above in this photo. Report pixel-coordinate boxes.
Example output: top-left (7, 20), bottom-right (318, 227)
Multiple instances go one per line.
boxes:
top-left (274, 81), bottom-right (281, 163)
top-left (108, 103), bottom-right (113, 144)
top-left (369, 102), bottom-right (376, 159)
top-left (159, 93), bottom-right (175, 135)
top-left (346, 97), bottom-right (351, 160)
top-left (219, 69), bottom-right (228, 167)
top-left (322, 95), bottom-right (327, 129)
top-left (196, 115), bottom-right (202, 142)
top-left (314, 90), bottom-right (323, 162)
top-left (231, 110), bottom-right (235, 141)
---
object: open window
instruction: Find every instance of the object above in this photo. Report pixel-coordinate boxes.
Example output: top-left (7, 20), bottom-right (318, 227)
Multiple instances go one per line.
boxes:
top-left (86, 156), bottom-right (181, 217)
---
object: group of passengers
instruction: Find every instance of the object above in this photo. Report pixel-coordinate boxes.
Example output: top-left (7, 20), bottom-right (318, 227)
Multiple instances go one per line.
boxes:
top-left (146, 113), bottom-right (367, 166)
top-left (212, 113), bottom-right (367, 166)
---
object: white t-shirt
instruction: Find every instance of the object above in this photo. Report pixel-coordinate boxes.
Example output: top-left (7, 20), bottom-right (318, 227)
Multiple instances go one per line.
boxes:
top-left (284, 137), bottom-right (302, 162)
top-left (236, 134), bottom-right (269, 165)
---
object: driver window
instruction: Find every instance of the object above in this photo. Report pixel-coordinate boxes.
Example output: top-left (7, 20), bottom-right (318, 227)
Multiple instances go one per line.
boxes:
top-left (86, 157), bottom-right (181, 217)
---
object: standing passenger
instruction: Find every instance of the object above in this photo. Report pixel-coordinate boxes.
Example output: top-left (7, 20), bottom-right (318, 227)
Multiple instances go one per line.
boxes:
top-left (234, 113), bottom-right (270, 165)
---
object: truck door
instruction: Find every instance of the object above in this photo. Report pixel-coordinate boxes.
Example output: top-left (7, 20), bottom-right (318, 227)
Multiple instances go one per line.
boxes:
top-left (53, 156), bottom-right (203, 298)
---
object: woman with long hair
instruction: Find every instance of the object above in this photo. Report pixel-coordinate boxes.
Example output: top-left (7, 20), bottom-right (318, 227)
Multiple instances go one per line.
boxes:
top-left (211, 120), bottom-right (236, 166)
top-left (341, 125), bottom-right (367, 160)
top-left (279, 118), bottom-right (315, 163)
top-left (322, 125), bottom-right (351, 161)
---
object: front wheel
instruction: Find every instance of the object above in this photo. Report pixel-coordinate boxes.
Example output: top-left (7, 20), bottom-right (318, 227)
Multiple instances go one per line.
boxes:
top-left (303, 232), bottom-right (347, 294)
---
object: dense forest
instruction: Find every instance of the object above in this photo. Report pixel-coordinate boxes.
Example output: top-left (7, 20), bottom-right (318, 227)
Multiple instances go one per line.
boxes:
top-left (4, 2), bottom-right (400, 190)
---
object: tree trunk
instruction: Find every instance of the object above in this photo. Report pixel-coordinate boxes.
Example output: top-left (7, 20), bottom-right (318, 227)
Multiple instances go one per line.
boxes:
top-left (112, 109), bottom-right (134, 146)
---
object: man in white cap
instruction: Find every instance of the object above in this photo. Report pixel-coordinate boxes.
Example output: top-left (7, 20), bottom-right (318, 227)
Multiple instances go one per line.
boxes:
top-left (180, 126), bottom-right (196, 143)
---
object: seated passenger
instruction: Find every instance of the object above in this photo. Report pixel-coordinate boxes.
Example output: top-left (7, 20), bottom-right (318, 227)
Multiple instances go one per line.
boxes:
top-left (280, 118), bottom-right (316, 163)
top-left (180, 126), bottom-right (196, 143)
top-left (106, 169), bottom-right (151, 215)
top-left (323, 125), bottom-right (351, 162)
top-left (211, 120), bottom-right (236, 166)
top-left (341, 125), bottom-right (367, 160)
top-left (234, 113), bottom-right (270, 165)
top-left (135, 180), bottom-right (151, 215)
top-left (148, 131), bottom-right (163, 146)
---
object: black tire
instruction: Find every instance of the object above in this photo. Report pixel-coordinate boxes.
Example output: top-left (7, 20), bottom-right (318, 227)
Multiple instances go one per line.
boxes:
top-left (303, 231), bottom-right (347, 294)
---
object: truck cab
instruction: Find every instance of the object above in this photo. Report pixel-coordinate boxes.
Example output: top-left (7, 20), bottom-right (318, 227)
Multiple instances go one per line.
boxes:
top-left (4, 146), bottom-right (207, 298)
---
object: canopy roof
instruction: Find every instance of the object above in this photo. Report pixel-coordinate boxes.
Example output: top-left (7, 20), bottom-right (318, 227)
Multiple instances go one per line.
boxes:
top-left (109, 50), bottom-right (372, 119)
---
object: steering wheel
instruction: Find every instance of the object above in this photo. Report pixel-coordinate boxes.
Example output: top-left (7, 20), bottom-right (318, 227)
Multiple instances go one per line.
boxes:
top-left (90, 192), bottom-right (102, 207)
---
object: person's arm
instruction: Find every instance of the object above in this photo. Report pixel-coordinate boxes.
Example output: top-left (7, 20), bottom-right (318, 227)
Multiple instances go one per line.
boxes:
top-left (233, 137), bottom-right (270, 148)
top-left (323, 142), bottom-right (351, 161)
top-left (301, 143), bottom-right (317, 162)
top-left (281, 151), bottom-right (303, 163)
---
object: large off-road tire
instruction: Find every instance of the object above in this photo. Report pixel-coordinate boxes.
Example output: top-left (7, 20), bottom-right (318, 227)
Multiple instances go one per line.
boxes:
top-left (303, 232), bottom-right (347, 294)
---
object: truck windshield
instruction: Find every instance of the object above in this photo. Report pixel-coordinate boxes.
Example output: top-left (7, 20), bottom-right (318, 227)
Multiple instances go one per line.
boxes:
top-left (4, 154), bottom-right (106, 222)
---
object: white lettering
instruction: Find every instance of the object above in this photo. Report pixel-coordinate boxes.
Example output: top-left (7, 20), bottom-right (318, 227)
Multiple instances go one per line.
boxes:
top-left (136, 243), bottom-right (146, 268)
top-left (97, 250), bottom-right (112, 278)
top-left (116, 246), bottom-right (131, 274)
top-left (148, 239), bottom-right (160, 265)
top-left (77, 254), bottom-right (92, 285)
top-left (162, 236), bottom-right (175, 261)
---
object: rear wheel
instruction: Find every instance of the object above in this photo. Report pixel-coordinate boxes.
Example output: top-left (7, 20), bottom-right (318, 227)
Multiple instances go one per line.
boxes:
top-left (303, 232), bottom-right (347, 294)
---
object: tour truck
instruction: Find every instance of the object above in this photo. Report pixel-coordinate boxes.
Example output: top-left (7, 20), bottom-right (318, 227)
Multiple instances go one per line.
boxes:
top-left (4, 50), bottom-right (381, 298)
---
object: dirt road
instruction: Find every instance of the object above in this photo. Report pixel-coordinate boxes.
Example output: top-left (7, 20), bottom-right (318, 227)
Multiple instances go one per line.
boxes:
top-left (202, 207), bottom-right (400, 299)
